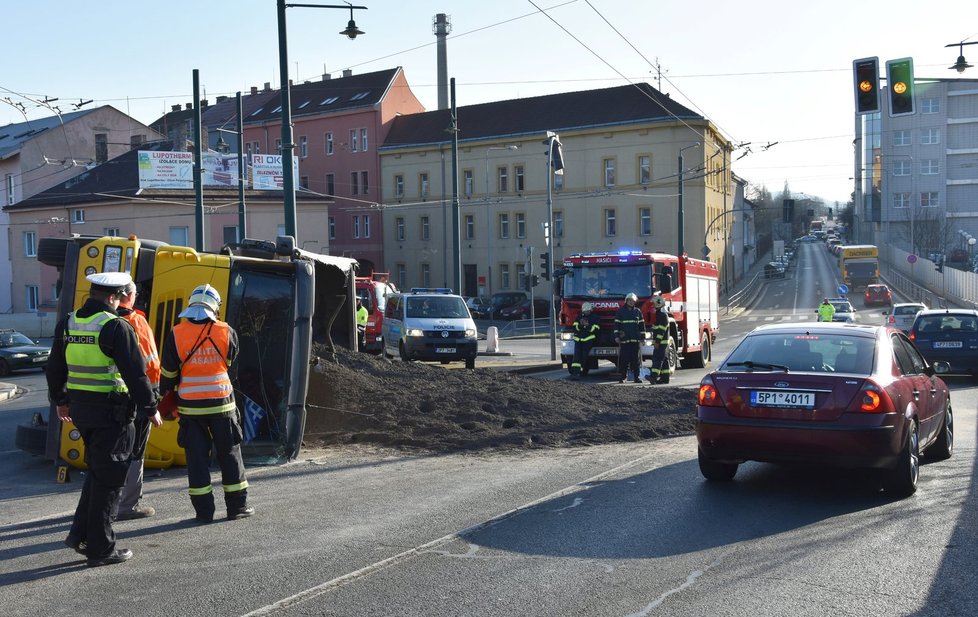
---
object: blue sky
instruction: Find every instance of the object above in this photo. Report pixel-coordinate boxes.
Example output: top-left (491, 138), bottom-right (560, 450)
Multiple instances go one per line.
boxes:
top-left (3, 0), bottom-right (975, 204)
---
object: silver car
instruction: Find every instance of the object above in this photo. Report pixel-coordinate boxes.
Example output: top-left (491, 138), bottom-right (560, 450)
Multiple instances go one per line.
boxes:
top-left (884, 302), bottom-right (927, 333)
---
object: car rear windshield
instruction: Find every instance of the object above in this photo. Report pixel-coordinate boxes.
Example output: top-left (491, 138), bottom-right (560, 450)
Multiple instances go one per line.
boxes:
top-left (722, 332), bottom-right (875, 374)
top-left (915, 314), bottom-right (978, 333)
top-left (894, 305), bottom-right (924, 316)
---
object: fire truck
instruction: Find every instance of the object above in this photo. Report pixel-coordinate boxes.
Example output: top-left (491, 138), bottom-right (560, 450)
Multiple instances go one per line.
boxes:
top-left (355, 273), bottom-right (398, 353)
top-left (556, 251), bottom-right (719, 374)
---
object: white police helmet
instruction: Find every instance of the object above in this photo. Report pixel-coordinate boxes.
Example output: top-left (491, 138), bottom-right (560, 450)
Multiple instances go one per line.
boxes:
top-left (625, 292), bottom-right (638, 303)
top-left (652, 295), bottom-right (665, 308)
top-left (86, 272), bottom-right (133, 295)
top-left (581, 302), bottom-right (593, 314)
top-left (178, 284), bottom-right (221, 320)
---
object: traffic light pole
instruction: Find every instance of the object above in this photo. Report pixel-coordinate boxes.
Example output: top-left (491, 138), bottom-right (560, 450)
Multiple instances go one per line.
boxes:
top-left (546, 135), bottom-right (557, 361)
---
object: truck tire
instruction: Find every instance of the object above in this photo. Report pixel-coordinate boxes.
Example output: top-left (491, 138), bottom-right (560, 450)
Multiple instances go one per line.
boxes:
top-left (666, 337), bottom-right (679, 374)
top-left (684, 332), bottom-right (712, 369)
top-left (37, 237), bottom-right (71, 268)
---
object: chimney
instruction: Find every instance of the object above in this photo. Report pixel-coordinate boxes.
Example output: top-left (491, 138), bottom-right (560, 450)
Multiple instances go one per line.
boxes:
top-left (171, 104), bottom-right (181, 112)
top-left (185, 103), bottom-right (192, 110)
top-left (342, 69), bottom-right (352, 78)
top-left (322, 73), bottom-right (331, 81)
top-left (264, 82), bottom-right (271, 91)
top-left (433, 13), bottom-right (451, 111)
top-left (200, 99), bottom-right (208, 108)
top-left (216, 95), bottom-right (228, 103)
top-left (251, 86), bottom-right (258, 95)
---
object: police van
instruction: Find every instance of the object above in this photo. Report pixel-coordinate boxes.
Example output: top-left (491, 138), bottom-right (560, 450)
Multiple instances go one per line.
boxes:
top-left (381, 288), bottom-right (478, 369)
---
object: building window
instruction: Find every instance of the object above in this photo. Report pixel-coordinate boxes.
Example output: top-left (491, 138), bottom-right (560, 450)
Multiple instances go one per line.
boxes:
top-left (95, 133), bottom-right (108, 164)
top-left (922, 98), bottom-right (940, 114)
top-left (130, 134), bottom-right (146, 149)
top-left (72, 209), bottom-right (85, 224)
top-left (52, 284), bottom-right (59, 302)
top-left (639, 155), bottom-right (651, 185)
top-left (921, 128), bottom-right (940, 145)
top-left (299, 135), bottom-right (308, 158)
top-left (349, 129), bottom-right (358, 152)
top-left (500, 264), bottom-right (510, 289)
top-left (328, 216), bottom-right (336, 240)
top-left (922, 159), bottom-right (940, 175)
top-left (517, 264), bottom-right (527, 290)
top-left (353, 216), bottom-right (360, 239)
top-left (554, 210), bottom-right (563, 239)
top-left (421, 216), bottom-right (430, 240)
top-left (921, 192), bottom-right (939, 208)
top-left (396, 217), bottom-right (405, 241)
top-left (604, 158), bottom-right (616, 187)
top-left (361, 171), bottom-right (368, 195)
top-left (26, 286), bottom-right (39, 312)
top-left (170, 226), bottom-right (189, 246)
top-left (499, 213), bottom-right (510, 239)
top-left (253, 141), bottom-right (261, 154)
top-left (396, 264), bottom-right (406, 290)
top-left (893, 130), bottom-right (911, 147)
top-left (364, 215), bottom-right (371, 239)
top-left (420, 173), bottom-right (429, 199)
top-left (5, 173), bottom-right (14, 205)
top-left (23, 231), bottom-right (37, 257)
top-left (300, 176), bottom-right (309, 189)
top-left (463, 170), bottom-right (473, 197)
top-left (640, 207), bottom-right (652, 235)
top-left (894, 192), bottom-right (911, 208)
top-left (893, 161), bottom-right (911, 176)
top-left (325, 132), bottom-right (334, 155)
top-left (515, 165), bottom-right (525, 193)
top-left (351, 172), bottom-right (359, 195)
top-left (464, 214), bottom-right (474, 240)
top-left (223, 226), bottom-right (239, 245)
top-left (360, 128), bottom-right (368, 152)
top-left (421, 263), bottom-right (431, 288)
top-left (605, 208), bottom-right (617, 236)
top-left (515, 212), bottom-right (526, 239)
top-left (394, 174), bottom-right (404, 199)
top-left (104, 227), bottom-right (121, 237)
top-left (497, 167), bottom-right (508, 193)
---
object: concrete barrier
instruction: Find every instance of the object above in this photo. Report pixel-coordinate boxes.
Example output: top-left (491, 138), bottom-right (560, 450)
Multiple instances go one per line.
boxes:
top-left (486, 326), bottom-right (500, 353)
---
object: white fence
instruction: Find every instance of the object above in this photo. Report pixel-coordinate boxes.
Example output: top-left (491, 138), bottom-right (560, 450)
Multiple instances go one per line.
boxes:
top-left (874, 235), bottom-right (978, 309)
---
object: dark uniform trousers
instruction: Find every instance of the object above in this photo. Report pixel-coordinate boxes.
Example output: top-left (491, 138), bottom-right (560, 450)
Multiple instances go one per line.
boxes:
top-left (180, 413), bottom-right (248, 519)
top-left (619, 342), bottom-right (641, 380)
top-left (70, 419), bottom-right (135, 558)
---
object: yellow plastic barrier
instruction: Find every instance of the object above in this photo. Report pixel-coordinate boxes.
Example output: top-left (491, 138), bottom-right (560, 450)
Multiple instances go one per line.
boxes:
top-left (58, 418), bottom-right (186, 470)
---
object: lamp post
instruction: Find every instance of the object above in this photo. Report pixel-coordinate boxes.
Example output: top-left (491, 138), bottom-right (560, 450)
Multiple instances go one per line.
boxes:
top-left (484, 144), bottom-right (519, 297)
top-left (544, 131), bottom-right (564, 361)
top-left (677, 143), bottom-right (701, 257)
top-left (215, 91), bottom-right (247, 241)
top-left (277, 0), bottom-right (366, 240)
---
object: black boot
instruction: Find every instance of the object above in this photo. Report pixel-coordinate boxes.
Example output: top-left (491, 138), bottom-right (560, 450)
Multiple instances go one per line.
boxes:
top-left (191, 494), bottom-right (215, 524)
top-left (226, 491), bottom-right (255, 520)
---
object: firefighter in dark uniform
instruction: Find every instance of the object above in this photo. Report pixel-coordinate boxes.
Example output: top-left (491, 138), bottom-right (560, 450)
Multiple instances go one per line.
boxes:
top-left (48, 272), bottom-right (161, 567)
top-left (569, 302), bottom-right (600, 380)
top-left (614, 292), bottom-right (645, 384)
top-left (160, 284), bottom-right (254, 523)
top-left (649, 294), bottom-right (672, 384)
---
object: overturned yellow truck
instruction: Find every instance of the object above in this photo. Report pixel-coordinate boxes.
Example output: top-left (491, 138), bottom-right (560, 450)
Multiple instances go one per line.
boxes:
top-left (17, 234), bottom-right (358, 468)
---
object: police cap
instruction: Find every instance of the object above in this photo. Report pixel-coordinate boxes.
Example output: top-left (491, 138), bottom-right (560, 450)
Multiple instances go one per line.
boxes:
top-left (86, 272), bottom-right (132, 294)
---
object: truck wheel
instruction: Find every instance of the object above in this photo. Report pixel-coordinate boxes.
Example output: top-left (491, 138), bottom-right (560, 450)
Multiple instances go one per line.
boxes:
top-left (685, 332), bottom-right (712, 369)
top-left (666, 338), bottom-right (679, 373)
top-left (562, 355), bottom-right (574, 375)
top-left (37, 237), bottom-right (71, 268)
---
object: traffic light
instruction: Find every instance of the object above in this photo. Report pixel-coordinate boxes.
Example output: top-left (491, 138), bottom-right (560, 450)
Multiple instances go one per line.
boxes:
top-left (782, 199), bottom-right (795, 223)
top-left (886, 58), bottom-right (915, 117)
top-left (852, 57), bottom-right (880, 114)
top-left (539, 252), bottom-right (550, 280)
top-left (523, 276), bottom-right (532, 292)
top-left (935, 256), bottom-right (944, 273)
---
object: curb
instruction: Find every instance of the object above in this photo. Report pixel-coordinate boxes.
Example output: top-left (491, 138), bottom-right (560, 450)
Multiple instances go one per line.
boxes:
top-left (0, 383), bottom-right (22, 403)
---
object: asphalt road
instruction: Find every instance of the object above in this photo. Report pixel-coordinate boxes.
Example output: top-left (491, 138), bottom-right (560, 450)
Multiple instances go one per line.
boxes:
top-left (2, 242), bottom-right (977, 616)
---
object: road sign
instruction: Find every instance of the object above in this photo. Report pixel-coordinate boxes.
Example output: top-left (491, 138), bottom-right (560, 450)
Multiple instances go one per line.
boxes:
top-left (907, 254), bottom-right (917, 264)
top-left (838, 284), bottom-right (849, 296)
top-left (702, 244), bottom-right (711, 257)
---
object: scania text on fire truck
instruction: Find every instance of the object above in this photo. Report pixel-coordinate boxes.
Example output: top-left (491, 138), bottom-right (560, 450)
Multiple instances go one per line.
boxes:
top-left (556, 251), bottom-right (719, 375)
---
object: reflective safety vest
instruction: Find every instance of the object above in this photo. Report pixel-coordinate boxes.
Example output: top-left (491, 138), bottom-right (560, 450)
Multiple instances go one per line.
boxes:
top-left (120, 310), bottom-right (160, 386)
top-left (169, 321), bottom-right (235, 415)
top-left (357, 305), bottom-right (368, 327)
top-left (818, 303), bottom-right (835, 322)
top-left (65, 311), bottom-right (127, 394)
top-left (572, 319), bottom-right (599, 343)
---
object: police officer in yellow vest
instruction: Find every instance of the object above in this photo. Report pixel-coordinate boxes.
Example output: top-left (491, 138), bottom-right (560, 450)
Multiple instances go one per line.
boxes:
top-left (47, 272), bottom-right (161, 568)
top-left (160, 284), bottom-right (254, 523)
top-left (356, 297), bottom-right (368, 350)
top-left (818, 298), bottom-right (836, 322)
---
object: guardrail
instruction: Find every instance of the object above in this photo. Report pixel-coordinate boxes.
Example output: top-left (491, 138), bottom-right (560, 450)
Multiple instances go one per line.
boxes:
top-left (476, 317), bottom-right (550, 339)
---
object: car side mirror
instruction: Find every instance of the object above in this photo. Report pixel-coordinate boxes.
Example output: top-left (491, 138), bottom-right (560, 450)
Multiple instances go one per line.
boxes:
top-left (931, 361), bottom-right (951, 375)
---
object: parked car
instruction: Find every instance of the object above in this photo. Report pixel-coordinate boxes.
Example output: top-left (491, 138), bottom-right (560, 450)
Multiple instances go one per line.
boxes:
top-left (0, 329), bottom-right (50, 376)
top-left (863, 284), bottom-right (892, 307)
top-left (948, 248), bottom-right (969, 263)
top-left (909, 309), bottom-right (978, 376)
top-left (696, 322), bottom-right (952, 496)
top-left (473, 291), bottom-right (528, 320)
top-left (882, 302), bottom-right (927, 333)
top-left (498, 298), bottom-right (552, 320)
top-left (464, 296), bottom-right (490, 315)
top-left (764, 262), bottom-right (785, 279)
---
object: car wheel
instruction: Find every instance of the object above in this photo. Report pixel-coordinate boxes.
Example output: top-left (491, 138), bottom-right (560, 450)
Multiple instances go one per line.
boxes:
top-left (0, 359), bottom-right (10, 377)
top-left (465, 356), bottom-right (475, 370)
top-left (685, 332), bottom-right (711, 369)
top-left (399, 342), bottom-right (410, 362)
top-left (883, 422), bottom-right (919, 497)
top-left (928, 404), bottom-right (953, 461)
top-left (698, 447), bottom-right (737, 481)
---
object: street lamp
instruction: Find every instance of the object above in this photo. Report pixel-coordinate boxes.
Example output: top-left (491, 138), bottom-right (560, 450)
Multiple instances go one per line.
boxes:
top-left (277, 0), bottom-right (366, 240)
top-left (945, 41), bottom-right (977, 73)
top-left (484, 144), bottom-right (519, 297)
top-left (677, 143), bottom-right (701, 256)
top-left (215, 92), bottom-right (247, 241)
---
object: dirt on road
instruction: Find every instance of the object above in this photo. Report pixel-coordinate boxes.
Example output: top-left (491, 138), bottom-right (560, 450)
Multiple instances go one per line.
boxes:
top-left (304, 348), bottom-right (698, 453)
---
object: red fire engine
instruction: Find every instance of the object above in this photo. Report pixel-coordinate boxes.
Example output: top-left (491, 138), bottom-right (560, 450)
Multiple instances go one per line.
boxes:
top-left (356, 273), bottom-right (398, 353)
top-left (556, 251), bottom-right (719, 374)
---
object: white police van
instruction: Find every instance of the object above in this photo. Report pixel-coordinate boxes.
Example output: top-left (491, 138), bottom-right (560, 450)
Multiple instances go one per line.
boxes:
top-left (381, 288), bottom-right (478, 369)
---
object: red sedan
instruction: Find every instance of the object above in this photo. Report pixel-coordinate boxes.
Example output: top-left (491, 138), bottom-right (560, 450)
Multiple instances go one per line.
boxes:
top-left (696, 323), bottom-right (952, 496)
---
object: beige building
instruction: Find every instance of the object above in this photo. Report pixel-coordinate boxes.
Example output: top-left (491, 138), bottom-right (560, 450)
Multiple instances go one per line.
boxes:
top-left (378, 84), bottom-right (732, 297)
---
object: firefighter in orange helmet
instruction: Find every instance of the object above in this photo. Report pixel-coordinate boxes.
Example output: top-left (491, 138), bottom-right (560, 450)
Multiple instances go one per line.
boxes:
top-left (160, 284), bottom-right (254, 523)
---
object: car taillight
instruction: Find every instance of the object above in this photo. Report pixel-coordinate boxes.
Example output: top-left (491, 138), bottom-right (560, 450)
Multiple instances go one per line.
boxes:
top-left (847, 380), bottom-right (896, 413)
top-left (698, 381), bottom-right (723, 407)
top-left (909, 331), bottom-right (916, 342)
top-left (888, 316), bottom-right (896, 324)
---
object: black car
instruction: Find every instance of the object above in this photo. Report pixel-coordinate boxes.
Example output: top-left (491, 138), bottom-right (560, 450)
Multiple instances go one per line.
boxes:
top-left (0, 329), bottom-right (50, 376)
top-left (498, 298), bottom-right (552, 320)
top-left (473, 291), bottom-right (528, 319)
top-left (909, 309), bottom-right (978, 376)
